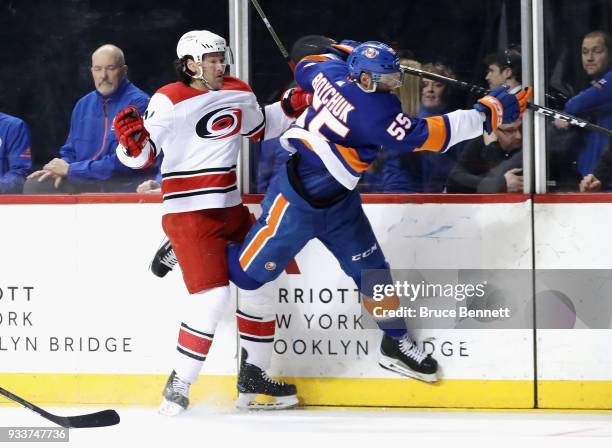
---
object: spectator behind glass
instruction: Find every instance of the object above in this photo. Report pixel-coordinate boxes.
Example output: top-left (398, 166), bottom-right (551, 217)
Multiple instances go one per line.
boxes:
top-left (24, 44), bottom-right (153, 193)
top-left (484, 46), bottom-right (522, 93)
top-left (447, 119), bottom-right (523, 193)
top-left (554, 31), bottom-right (612, 191)
top-left (0, 112), bottom-right (32, 193)
top-left (381, 62), bottom-right (465, 192)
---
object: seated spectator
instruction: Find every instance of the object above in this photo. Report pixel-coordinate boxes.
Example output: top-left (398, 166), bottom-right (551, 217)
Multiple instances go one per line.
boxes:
top-left (24, 44), bottom-right (153, 193)
top-left (381, 63), bottom-right (465, 193)
top-left (580, 152), bottom-right (611, 192)
top-left (484, 45), bottom-right (522, 93)
top-left (447, 119), bottom-right (523, 193)
top-left (553, 31), bottom-right (612, 190)
top-left (0, 112), bottom-right (32, 193)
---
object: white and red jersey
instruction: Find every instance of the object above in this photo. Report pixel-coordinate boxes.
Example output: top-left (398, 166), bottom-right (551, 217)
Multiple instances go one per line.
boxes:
top-left (117, 75), bottom-right (292, 214)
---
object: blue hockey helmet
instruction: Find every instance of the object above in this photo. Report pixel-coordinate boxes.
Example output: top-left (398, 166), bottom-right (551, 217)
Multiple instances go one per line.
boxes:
top-left (347, 41), bottom-right (402, 92)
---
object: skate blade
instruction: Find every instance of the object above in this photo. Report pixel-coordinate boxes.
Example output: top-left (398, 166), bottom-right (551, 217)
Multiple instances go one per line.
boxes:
top-left (236, 393), bottom-right (299, 410)
top-left (158, 399), bottom-right (187, 416)
top-left (378, 354), bottom-right (439, 383)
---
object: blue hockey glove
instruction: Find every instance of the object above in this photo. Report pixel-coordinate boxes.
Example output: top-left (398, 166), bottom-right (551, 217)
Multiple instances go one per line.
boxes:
top-left (473, 86), bottom-right (519, 133)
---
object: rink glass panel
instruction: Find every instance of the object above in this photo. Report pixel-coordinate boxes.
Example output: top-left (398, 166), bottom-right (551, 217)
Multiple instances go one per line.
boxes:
top-left (0, 2), bottom-right (229, 184)
top-left (543, 0), bottom-right (612, 193)
top-left (248, 0), bottom-right (522, 194)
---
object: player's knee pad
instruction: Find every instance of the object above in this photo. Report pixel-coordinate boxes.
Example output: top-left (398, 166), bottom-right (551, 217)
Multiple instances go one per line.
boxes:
top-left (227, 243), bottom-right (264, 290)
top-left (238, 284), bottom-right (275, 320)
top-left (183, 285), bottom-right (231, 331)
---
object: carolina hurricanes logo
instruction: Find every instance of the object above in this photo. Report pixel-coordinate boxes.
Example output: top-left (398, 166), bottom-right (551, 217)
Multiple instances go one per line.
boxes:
top-left (196, 107), bottom-right (242, 140)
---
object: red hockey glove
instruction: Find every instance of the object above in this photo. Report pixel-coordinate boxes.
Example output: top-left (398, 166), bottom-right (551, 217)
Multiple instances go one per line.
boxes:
top-left (113, 106), bottom-right (150, 157)
top-left (280, 87), bottom-right (312, 118)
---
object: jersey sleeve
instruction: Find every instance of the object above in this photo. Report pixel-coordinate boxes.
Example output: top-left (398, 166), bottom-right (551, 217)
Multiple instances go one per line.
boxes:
top-left (295, 55), bottom-right (336, 93)
top-left (564, 70), bottom-right (612, 116)
top-left (240, 92), bottom-right (294, 142)
top-left (240, 91), bottom-right (266, 140)
top-left (116, 92), bottom-right (171, 169)
top-left (374, 98), bottom-right (484, 153)
top-left (144, 92), bottom-right (174, 150)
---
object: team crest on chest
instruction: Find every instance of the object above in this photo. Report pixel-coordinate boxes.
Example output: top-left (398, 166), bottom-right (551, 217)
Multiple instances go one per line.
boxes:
top-left (196, 107), bottom-right (242, 140)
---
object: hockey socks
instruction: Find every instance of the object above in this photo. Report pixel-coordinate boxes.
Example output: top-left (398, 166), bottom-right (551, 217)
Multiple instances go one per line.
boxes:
top-left (235, 288), bottom-right (298, 409)
top-left (160, 286), bottom-right (229, 416)
top-left (174, 322), bottom-right (214, 382)
top-left (236, 288), bottom-right (276, 370)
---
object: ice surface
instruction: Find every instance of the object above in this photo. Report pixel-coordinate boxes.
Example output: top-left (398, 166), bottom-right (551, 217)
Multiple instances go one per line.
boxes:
top-left (0, 404), bottom-right (610, 448)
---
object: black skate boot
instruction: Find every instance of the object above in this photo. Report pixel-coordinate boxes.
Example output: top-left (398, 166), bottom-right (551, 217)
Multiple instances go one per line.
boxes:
top-left (159, 370), bottom-right (190, 416)
top-left (150, 238), bottom-right (177, 278)
top-left (236, 349), bottom-right (298, 410)
top-left (378, 334), bottom-right (439, 383)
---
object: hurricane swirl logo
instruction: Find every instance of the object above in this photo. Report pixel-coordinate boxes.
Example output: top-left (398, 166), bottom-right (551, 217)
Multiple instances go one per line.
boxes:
top-left (196, 107), bottom-right (242, 140)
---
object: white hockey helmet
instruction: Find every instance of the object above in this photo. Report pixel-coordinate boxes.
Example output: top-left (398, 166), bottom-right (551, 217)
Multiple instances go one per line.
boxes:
top-left (176, 30), bottom-right (234, 64)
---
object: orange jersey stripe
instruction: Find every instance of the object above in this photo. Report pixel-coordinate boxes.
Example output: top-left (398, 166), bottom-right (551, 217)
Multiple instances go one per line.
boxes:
top-left (335, 143), bottom-right (369, 173)
top-left (239, 194), bottom-right (289, 270)
top-left (414, 116), bottom-right (447, 152)
top-left (301, 55), bottom-right (331, 63)
top-left (300, 138), bottom-right (315, 152)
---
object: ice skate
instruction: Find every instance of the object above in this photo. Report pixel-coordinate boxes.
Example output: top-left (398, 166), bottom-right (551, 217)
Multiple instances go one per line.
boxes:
top-left (236, 349), bottom-right (298, 410)
top-left (378, 334), bottom-right (439, 383)
top-left (150, 238), bottom-right (177, 278)
top-left (159, 370), bottom-right (190, 416)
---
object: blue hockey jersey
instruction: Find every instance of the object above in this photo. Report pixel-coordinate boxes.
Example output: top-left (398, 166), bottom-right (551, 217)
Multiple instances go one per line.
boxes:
top-left (280, 57), bottom-right (484, 198)
top-left (564, 69), bottom-right (612, 176)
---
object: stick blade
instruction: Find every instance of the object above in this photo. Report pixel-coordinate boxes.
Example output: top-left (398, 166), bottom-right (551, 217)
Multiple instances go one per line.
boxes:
top-left (65, 409), bottom-right (120, 428)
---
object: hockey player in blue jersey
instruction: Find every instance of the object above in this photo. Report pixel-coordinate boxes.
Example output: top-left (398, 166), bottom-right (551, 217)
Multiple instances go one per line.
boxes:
top-left (155, 41), bottom-right (532, 382)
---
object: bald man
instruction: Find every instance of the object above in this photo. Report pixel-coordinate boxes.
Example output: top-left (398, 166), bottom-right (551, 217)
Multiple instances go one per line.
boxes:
top-left (24, 44), bottom-right (153, 193)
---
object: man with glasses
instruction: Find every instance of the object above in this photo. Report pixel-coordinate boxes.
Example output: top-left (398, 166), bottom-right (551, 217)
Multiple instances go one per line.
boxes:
top-left (447, 119), bottom-right (523, 193)
top-left (24, 44), bottom-right (152, 193)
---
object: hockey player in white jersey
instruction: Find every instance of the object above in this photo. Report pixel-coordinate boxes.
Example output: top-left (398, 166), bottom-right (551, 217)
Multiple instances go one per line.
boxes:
top-left (113, 30), bottom-right (311, 415)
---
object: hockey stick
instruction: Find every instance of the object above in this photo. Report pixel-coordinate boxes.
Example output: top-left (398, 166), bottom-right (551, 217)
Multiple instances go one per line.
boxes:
top-left (0, 386), bottom-right (120, 428)
top-left (249, 0), bottom-right (295, 71)
top-left (400, 64), bottom-right (612, 137)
